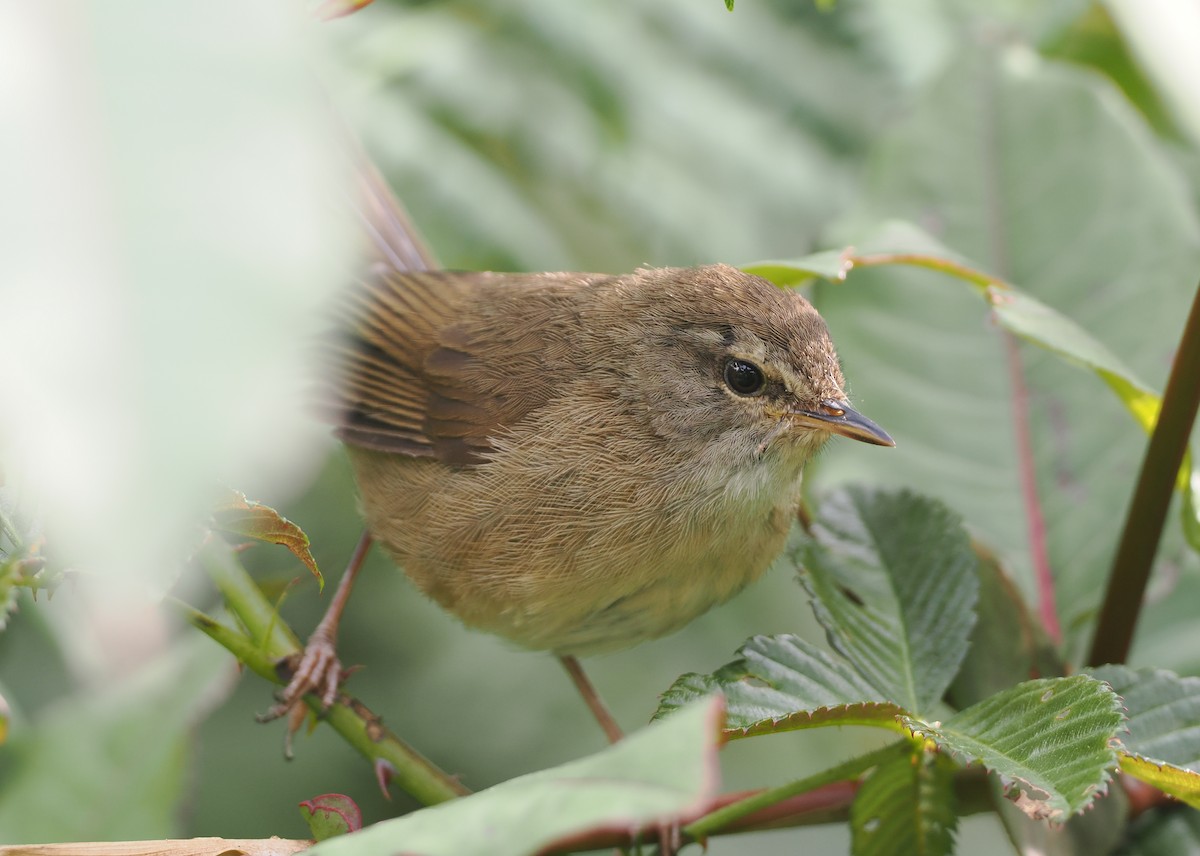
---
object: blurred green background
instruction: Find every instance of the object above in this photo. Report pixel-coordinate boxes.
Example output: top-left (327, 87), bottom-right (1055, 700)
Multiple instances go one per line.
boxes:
top-left (2, 0), bottom-right (1200, 852)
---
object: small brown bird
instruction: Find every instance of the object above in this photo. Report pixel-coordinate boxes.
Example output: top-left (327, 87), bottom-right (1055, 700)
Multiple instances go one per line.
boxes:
top-left (272, 164), bottom-right (893, 740)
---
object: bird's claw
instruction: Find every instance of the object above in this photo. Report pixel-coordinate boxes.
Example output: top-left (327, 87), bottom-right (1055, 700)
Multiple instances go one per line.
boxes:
top-left (258, 631), bottom-right (345, 727)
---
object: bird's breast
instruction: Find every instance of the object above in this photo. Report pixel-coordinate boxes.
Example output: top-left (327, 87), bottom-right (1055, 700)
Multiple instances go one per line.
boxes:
top-left (347, 412), bottom-right (809, 654)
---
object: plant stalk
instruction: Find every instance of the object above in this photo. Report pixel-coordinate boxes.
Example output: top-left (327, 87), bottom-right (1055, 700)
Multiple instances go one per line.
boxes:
top-left (683, 742), bottom-right (901, 841)
top-left (188, 537), bottom-right (469, 804)
top-left (1088, 279), bottom-right (1200, 666)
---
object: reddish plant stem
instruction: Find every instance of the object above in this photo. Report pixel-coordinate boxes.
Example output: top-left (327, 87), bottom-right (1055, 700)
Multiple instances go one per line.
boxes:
top-left (1003, 334), bottom-right (1061, 646)
top-left (1088, 280), bottom-right (1200, 666)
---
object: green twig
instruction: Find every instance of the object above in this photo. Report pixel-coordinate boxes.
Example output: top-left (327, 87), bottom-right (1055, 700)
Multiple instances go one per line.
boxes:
top-left (185, 536), bottom-right (469, 805)
top-left (683, 741), bottom-right (903, 841)
top-left (197, 534), bottom-right (300, 658)
top-left (1088, 279), bottom-right (1200, 666)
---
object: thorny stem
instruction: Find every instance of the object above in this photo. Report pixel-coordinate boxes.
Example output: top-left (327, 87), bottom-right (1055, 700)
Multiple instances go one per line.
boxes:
top-left (188, 536), bottom-right (469, 804)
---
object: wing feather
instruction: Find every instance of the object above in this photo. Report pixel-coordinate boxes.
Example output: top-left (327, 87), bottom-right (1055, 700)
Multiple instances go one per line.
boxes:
top-left (324, 268), bottom-right (606, 465)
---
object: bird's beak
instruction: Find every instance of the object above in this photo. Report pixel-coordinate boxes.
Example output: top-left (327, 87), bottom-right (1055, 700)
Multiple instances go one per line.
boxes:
top-left (794, 400), bottom-right (895, 447)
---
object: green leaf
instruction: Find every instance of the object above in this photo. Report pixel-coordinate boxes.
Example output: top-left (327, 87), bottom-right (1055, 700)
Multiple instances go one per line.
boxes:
top-left (809, 44), bottom-right (1200, 646)
top-left (983, 286), bottom-right (1161, 432)
top-left (906, 676), bottom-right (1123, 821)
top-left (0, 635), bottom-right (231, 842)
top-left (654, 487), bottom-right (975, 736)
top-left (742, 249), bottom-right (850, 288)
top-left (947, 543), bottom-right (1064, 709)
top-left (755, 219), bottom-right (1200, 556)
top-left (851, 744), bottom-right (957, 856)
top-left (301, 793), bottom-right (364, 840)
top-left (991, 775), bottom-right (1128, 856)
top-left (349, 1), bottom-right (897, 274)
top-left (655, 634), bottom-right (905, 737)
top-left (1089, 665), bottom-right (1200, 808)
top-left (211, 489), bottom-right (322, 589)
top-left (724, 0), bottom-right (734, 10)
top-left (1119, 756), bottom-right (1200, 809)
top-left (797, 486), bottom-right (979, 715)
top-left (1120, 802), bottom-right (1200, 855)
top-left (306, 696), bottom-right (723, 856)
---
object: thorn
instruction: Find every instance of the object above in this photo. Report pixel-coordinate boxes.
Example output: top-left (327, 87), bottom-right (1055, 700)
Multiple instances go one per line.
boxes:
top-left (283, 702), bottom-right (307, 760)
top-left (375, 759), bottom-right (396, 800)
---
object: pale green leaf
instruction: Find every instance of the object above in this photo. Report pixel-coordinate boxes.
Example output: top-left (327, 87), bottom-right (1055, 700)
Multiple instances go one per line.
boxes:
top-left (0, 635), bottom-right (231, 842)
top-left (754, 218), bottom-right (1200, 555)
top-left (742, 250), bottom-right (850, 288)
top-left (906, 676), bottom-right (1124, 821)
top-left (797, 486), bottom-right (979, 715)
top-left (851, 745), bottom-right (957, 856)
top-left (984, 287), bottom-right (1161, 432)
top-left (809, 44), bottom-right (1200, 649)
top-left (306, 697), bottom-right (723, 856)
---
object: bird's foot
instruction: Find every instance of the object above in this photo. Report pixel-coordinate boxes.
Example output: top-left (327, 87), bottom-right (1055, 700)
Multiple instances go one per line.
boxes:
top-left (258, 630), bottom-right (348, 754)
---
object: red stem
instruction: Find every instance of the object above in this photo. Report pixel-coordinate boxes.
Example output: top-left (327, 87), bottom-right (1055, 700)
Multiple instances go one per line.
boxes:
top-left (1003, 333), bottom-right (1061, 646)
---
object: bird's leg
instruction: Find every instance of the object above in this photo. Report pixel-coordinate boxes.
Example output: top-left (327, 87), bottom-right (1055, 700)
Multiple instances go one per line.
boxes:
top-left (559, 654), bottom-right (623, 743)
top-left (261, 530), bottom-right (373, 722)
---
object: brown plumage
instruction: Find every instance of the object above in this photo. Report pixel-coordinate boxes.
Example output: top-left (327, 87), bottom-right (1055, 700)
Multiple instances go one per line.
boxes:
top-left (320, 261), bottom-right (892, 654)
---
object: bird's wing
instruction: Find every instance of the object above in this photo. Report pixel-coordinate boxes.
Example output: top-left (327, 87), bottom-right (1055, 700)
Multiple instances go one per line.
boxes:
top-left (323, 268), bottom-right (604, 465)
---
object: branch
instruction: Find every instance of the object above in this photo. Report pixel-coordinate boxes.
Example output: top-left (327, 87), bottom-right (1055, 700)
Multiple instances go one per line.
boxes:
top-left (183, 536), bottom-right (469, 805)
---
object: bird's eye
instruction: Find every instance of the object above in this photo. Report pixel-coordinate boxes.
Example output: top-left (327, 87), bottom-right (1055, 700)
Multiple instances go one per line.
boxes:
top-left (723, 358), bottom-right (766, 396)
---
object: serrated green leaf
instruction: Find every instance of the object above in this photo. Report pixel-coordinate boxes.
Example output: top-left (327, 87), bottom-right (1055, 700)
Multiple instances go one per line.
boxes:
top-left (906, 676), bottom-right (1123, 821)
top-left (797, 486), bottom-right (979, 715)
top-left (1090, 665), bottom-right (1200, 770)
top-left (307, 697), bottom-right (723, 856)
top-left (992, 774), bottom-right (1129, 856)
top-left (655, 634), bottom-right (905, 737)
top-left (211, 490), bottom-right (322, 588)
top-left (1089, 665), bottom-right (1200, 808)
top-left (655, 488), bottom-right (976, 738)
top-left (851, 745), bottom-right (957, 856)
